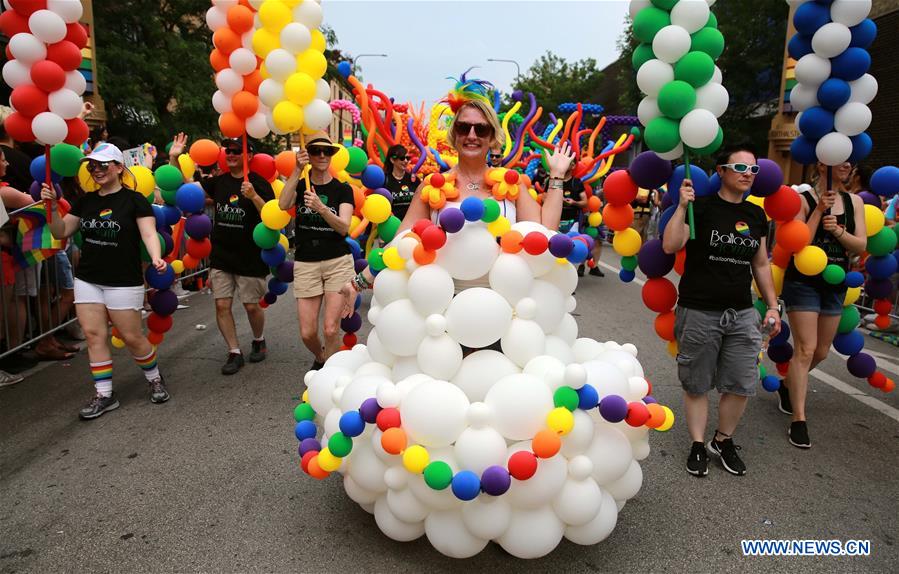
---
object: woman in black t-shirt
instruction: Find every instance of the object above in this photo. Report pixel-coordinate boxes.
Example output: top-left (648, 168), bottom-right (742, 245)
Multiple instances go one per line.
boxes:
top-left (383, 145), bottom-right (418, 221)
top-left (779, 162), bottom-right (867, 448)
top-left (44, 143), bottom-right (170, 420)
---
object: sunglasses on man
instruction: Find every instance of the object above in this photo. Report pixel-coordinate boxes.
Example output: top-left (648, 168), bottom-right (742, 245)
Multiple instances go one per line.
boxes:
top-left (223, 148), bottom-right (242, 156)
top-left (719, 163), bottom-right (760, 175)
top-left (307, 146), bottom-right (337, 157)
top-left (453, 121), bottom-right (493, 138)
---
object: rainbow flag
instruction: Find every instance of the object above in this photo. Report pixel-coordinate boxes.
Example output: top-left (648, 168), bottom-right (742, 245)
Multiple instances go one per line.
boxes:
top-left (11, 204), bottom-right (65, 272)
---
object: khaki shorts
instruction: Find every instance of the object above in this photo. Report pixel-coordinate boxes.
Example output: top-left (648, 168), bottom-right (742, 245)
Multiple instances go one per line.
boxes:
top-left (209, 268), bottom-right (267, 304)
top-left (293, 254), bottom-right (354, 298)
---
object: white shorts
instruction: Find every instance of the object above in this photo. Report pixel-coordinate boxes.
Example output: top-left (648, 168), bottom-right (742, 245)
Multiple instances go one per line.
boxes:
top-left (74, 279), bottom-right (145, 311)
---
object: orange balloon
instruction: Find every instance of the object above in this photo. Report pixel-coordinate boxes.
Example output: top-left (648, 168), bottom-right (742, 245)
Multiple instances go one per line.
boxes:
top-left (532, 429), bottom-right (561, 459)
top-left (189, 139), bottom-right (220, 166)
top-left (147, 331), bottom-right (164, 345)
top-left (602, 203), bottom-right (634, 231)
top-left (380, 427), bottom-right (407, 455)
top-left (212, 28), bottom-right (240, 55)
top-left (775, 220), bottom-right (811, 253)
top-left (883, 378), bottom-right (896, 393)
top-left (500, 230), bottom-right (523, 253)
top-left (645, 403), bottom-right (666, 428)
top-left (587, 195), bottom-right (602, 212)
top-left (307, 456), bottom-right (330, 480)
top-left (182, 254), bottom-right (199, 270)
top-left (674, 248), bottom-right (686, 275)
top-left (209, 49), bottom-right (229, 72)
top-left (226, 5), bottom-right (254, 34)
top-left (654, 311), bottom-right (675, 341)
top-left (275, 150), bottom-right (296, 178)
top-left (771, 243), bottom-right (791, 268)
top-left (243, 70), bottom-right (263, 95)
top-left (874, 315), bottom-right (891, 329)
top-left (219, 112), bottom-right (244, 138)
top-left (412, 243), bottom-right (436, 265)
top-left (231, 90), bottom-right (258, 119)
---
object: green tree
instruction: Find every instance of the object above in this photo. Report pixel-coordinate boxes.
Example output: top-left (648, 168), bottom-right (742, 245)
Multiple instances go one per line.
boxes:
top-left (617, 0), bottom-right (789, 157)
top-left (511, 52), bottom-right (605, 123)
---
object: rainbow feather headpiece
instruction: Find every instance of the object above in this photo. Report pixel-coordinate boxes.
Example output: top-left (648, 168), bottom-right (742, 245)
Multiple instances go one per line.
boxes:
top-left (443, 69), bottom-right (494, 113)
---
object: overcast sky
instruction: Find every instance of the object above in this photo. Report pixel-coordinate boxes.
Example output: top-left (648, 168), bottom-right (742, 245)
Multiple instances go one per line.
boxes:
top-left (322, 1), bottom-right (630, 106)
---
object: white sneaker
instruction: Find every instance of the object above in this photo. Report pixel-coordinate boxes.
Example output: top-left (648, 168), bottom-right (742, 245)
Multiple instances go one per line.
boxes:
top-left (0, 370), bottom-right (24, 387)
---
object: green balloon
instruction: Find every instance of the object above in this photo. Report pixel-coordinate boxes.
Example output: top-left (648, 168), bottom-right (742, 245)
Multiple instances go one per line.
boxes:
top-left (73, 230), bottom-right (83, 249)
top-left (327, 432), bottom-right (353, 457)
top-left (675, 51), bottom-right (716, 88)
top-left (482, 198), bottom-right (501, 223)
top-left (630, 126), bottom-right (642, 141)
top-left (585, 226), bottom-right (598, 238)
top-left (165, 141), bottom-right (174, 153)
top-left (49, 143), bottom-right (83, 177)
top-left (758, 363), bottom-right (767, 380)
top-left (553, 386), bottom-right (579, 412)
top-left (633, 7), bottom-right (671, 44)
top-left (688, 127), bottom-right (724, 156)
top-left (160, 187), bottom-right (178, 206)
top-left (293, 402), bottom-right (316, 422)
top-left (867, 227), bottom-right (898, 256)
top-left (691, 28), bottom-right (725, 59)
top-left (838, 305), bottom-right (860, 334)
top-left (644, 117), bottom-right (681, 154)
top-left (423, 461), bottom-right (453, 490)
top-left (632, 43), bottom-right (656, 71)
top-left (378, 215), bottom-right (401, 243)
top-left (346, 147), bottom-right (368, 174)
top-left (706, 11), bottom-right (718, 29)
top-left (651, 0), bottom-right (678, 9)
top-left (753, 298), bottom-right (767, 319)
top-left (253, 223), bottom-right (280, 249)
top-left (140, 233), bottom-right (165, 263)
top-left (822, 263), bottom-right (847, 285)
top-left (621, 255), bottom-right (638, 271)
top-left (154, 164), bottom-right (183, 191)
top-left (367, 247), bottom-right (386, 271)
top-left (657, 80), bottom-right (697, 120)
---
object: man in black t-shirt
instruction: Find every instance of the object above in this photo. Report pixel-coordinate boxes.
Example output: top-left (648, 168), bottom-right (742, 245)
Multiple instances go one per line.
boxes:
top-left (169, 135), bottom-right (275, 375)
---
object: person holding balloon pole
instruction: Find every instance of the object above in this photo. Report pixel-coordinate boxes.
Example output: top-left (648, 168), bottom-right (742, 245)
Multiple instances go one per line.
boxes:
top-left (42, 144), bottom-right (170, 420)
top-left (779, 162), bottom-right (867, 449)
top-left (278, 131), bottom-right (355, 372)
top-left (663, 145), bottom-right (781, 477)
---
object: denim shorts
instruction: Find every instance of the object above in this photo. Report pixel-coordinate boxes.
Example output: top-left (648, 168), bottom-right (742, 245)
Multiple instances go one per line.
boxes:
top-left (782, 280), bottom-right (845, 317)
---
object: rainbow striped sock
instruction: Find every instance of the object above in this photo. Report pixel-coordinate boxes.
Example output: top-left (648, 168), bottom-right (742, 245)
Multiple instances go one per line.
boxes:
top-left (90, 360), bottom-right (113, 397)
top-left (133, 348), bottom-right (160, 381)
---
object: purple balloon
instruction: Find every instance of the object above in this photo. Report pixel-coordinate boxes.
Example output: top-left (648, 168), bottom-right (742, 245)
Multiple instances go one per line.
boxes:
top-left (149, 289), bottom-right (178, 316)
top-left (29, 181), bottom-right (60, 202)
top-left (548, 234), bottom-right (574, 258)
top-left (660, 192), bottom-right (673, 211)
top-left (480, 465), bottom-right (511, 496)
top-left (767, 342), bottom-right (794, 364)
top-left (160, 232), bottom-right (174, 258)
top-left (598, 395), bottom-right (628, 422)
top-left (277, 261), bottom-right (295, 283)
top-left (750, 159), bottom-right (784, 197)
top-left (629, 151), bottom-right (673, 190)
top-left (865, 278), bottom-right (893, 299)
top-left (354, 258), bottom-right (368, 273)
top-left (643, 396), bottom-right (657, 404)
top-left (637, 239), bottom-right (675, 278)
top-left (298, 437), bottom-right (321, 456)
top-left (263, 292), bottom-right (277, 304)
top-left (341, 311), bottom-right (362, 333)
top-left (438, 207), bottom-right (465, 233)
top-left (579, 234), bottom-right (595, 252)
top-left (372, 187), bottom-right (393, 203)
top-left (847, 352), bottom-right (876, 378)
top-left (359, 398), bottom-right (381, 423)
top-left (184, 213), bottom-right (212, 239)
top-left (857, 191), bottom-right (880, 207)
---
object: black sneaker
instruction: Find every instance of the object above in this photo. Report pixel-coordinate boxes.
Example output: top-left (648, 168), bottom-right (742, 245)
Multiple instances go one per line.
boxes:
top-left (788, 421), bottom-right (811, 449)
top-left (577, 264), bottom-right (585, 277)
top-left (686, 441), bottom-right (709, 477)
top-left (708, 436), bottom-right (746, 476)
top-left (589, 266), bottom-right (605, 277)
top-left (777, 382), bottom-right (793, 415)
top-left (79, 393), bottom-right (120, 420)
top-left (149, 377), bottom-right (170, 404)
top-left (221, 352), bottom-right (244, 375)
top-left (0, 352), bottom-right (38, 374)
top-left (249, 339), bottom-right (267, 363)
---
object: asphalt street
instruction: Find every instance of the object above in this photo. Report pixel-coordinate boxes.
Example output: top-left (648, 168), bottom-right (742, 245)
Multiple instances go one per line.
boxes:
top-left (2, 249), bottom-right (898, 573)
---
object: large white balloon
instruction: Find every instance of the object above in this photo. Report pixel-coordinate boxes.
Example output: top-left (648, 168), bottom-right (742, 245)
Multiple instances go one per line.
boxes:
top-left (245, 112), bottom-right (270, 139)
top-left (48, 89), bottom-right (82, 120)
top-left (264, 49), bottom-right (298, 81)
top-left (436, 225), bottom-right (499, 280)
top-left (28, 10), bottom-right (67, 44)
top-left (679, 108), bottom-right (719, 148)
top-left (8, 33), bottom-right (47, 65)
top-left (372, 269), bottom-right (408, 306)
top-left (3, 60), bottom-right (32, 89)
top-left (848, 74), bottom-right (878, 105)
top-left (553, 476), bottom-right (603, 526)
top-left (637, 96), bottom-right (662, 126)
top-left (48, 0), bottom-right (85, 23)
top-left (500, 318), bottom-right (546, 368)
top-left (416, 334), bottom-right (462, 381)
top-left (670, 0), bottom-right (710, 34)
top-left (31, 112), bottom-right (67, 145)
top-left (451, 350), bottom-right (520, 403)
top-left (652, 25), bottom-right (692, 64)
top-left (303, 99), bottom-right (333, 131)
top-left (564, 489), bottom-right (618, 545)
top-left (453, 426), bottom-right (507, 475)
top-left (258, 78), bottom-right (285, 108)
top-left (528, 280), bottom-right (566, 333)
top-left (489, 253), bottom-right (533, 305)
top-left (280, 22), bottom-right (312, 54)
top-left (484, 374), bottom-right (553, 440)
top-left (408, 264), bottom-right (454, 315)
top-left (811, 22), bottom-right (852, 59)
top-left (228, 48), bottom-right (258, 76)
top-left (497, 505), bottom-right (565, 559)
top-left (830, 0), bottom-right (872, 27)
top-left (315, 78), bottom-right (331, 101)
top-left (789, 82), bottom-right (819, 112)
top-left (445, 287), bottom-right (512, 349)
top-left (461, 497), bottom-right (512, 540)
top-left (401, 380), bottom-right (469, 447)
top-left (628, 0), bottom-right (651, 20)
top-left (425, 509), bottom-right (488, 559)
top-left (212, 90), bottom-right (232, 114)
top-left (375, 299), bottom-right (426, 357)
top-left (816, 132), bottom-right (853, 166)
top-left (294, 0), bottom-right (324, 29)
top-left (694, 82), bottom-right (729, 118)
top-left (636, 59), bottom-right (674, 98)
top-left (795, 54), bottom-right (831, 87)
top-left (215, 69), bottom-right (244, 96)
top-left (205, 6), bottom-right (228, 31)
top-left (834, 102), bottom-right (871, 137)
top-left (374, 497), bottom-right (425, 542)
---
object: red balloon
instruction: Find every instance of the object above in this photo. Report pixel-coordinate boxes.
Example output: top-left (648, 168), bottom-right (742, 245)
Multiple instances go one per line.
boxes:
top-left (8, 0), bottom-right (46, 18)
top-left (217, 148), bottom-right (228, 172)
top-left (186, 238), bottom-right (212, 259)
top-left (10, 84), bottom-right (49, 117)
top-left (507, 451), bottom-right (538, 480)
top-left (46, 41), bottom-right (82, 72)
top-left (641, 277), bottom-right (677, 313)
top-left (411, 220), bottom-right (431, 237)
top-left (147, 312), bottom-right (173, 334)
top-left (873, 299), bottom-right (892, 315)
top-left (420, 225), bottom-right (447, 251)
top-left (521, 231), bottom-right (549, 255)
top-left (3, 111), bottom-right (35, 142)
top-left (764, 186), bottom-right (801, 222)
top-left (64, 117), bottom-right (89, 146)
top-left (503, 169), bottom-right (519, 185)
top-left (65, 22), bottom-right (88, 49)
top-left (654, 311), bottom-right (675, 341)
top-left (30, 60), bottom-right (66, 93)
top-left (625, 402), bottom-right (650, 427)
top-left (375, 407), bottom-right (401, 431)
top-left (603, 170), bottom-right (639, 206)
top-left (0, 9), bottom-right (29, 37)
top-left (868, 371), bottom-right (886, 389)
top-left (249, 153), bottom-right (276, 180)
top-left (4, 45), bottom-right (11, 61)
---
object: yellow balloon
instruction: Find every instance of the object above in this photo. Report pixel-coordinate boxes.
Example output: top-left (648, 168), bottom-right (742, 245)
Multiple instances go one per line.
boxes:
top-left (864, 204), bottom-right (884, 237)
top-left (284, 72), bottom-right (316, 106)
top-left (844, 286), bottom-right (861, 306)
top-left (794, 245), bottom-right (827, 275)
top-left (331, 145), bottom-right (350, 173)
top-left (259, 0), bottom-right (292, 31)
top-left (177, 154), bottom-right (196, 181)
top-left (78, 161), bottom-right (99, 192)
top-left (261, 199), bottom-right (291, 230)
top-left (171, 260), bottom-right (185, 274)
top-left (612, 227), bottom-right (642, 257)
top-left (259, 61), bottom-right (270, 79)
top-left (350, 215), bottom-right (362, 232)
top-left (252, 29), bottom-right (280, 59)
top-left (302, 389), bottom-right (309, 403)
top-left (382, 246), bottom-right (405, 270)
top-left (402, 445), bottom-right (429, 474)
top-left (296, 49), bottom-right (327, 79)
top-left (273, 101), bottom-right (304, 133)
top-left (771, 264), bottom-right (785, 296)
top-left (309, 28), bottom-right (326, 52)
top-left (587, 212), bottom-right (603, 227)
top-left (111, 336), bottom-right (125, 349)
top-left (666, 340), bottom-right (678, 357)
top-left (271, 178), bottom-right (285, 199)
top-left (130, 165), bottom-right (156, 197)
top-left (486, 215), bottom-right (511, 237)
top-left (362, 194), bottom-right (391, 224)
top-left (746, 194), bottom-right (770, 220)
top-left (656, 406), bottom-right (675, 431)
top-left (546, 407), bottom-right (574, 435)
top-left (317, 448), bottom-right (341, 472)
top-left (278, 233), bottom-right (289, 252)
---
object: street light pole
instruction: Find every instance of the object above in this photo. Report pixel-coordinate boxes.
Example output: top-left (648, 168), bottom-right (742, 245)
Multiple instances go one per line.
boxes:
top-left (487, 58), bottom-right (521, 79)
top-left (352, 53), bottom-right (388, 72)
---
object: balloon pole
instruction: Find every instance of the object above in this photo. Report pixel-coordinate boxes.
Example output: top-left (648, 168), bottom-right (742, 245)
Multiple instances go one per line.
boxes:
top-left (300, 134), bottom-right (311, 194)
top-left (242, 133), bottom-right (249, 183)
top-left (825, 165), bottom-right (833, 216)
top-left (684, 151), bottom-right (695, 240)
top-left (44, 145), bottom-right (52, 223)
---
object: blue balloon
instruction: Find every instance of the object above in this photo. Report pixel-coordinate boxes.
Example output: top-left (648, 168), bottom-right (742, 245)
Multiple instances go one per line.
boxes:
top-left (360, 165), bottom-right (385, 189)
top-left (619, 268), bottom-right (636, 283)
top-left (144, 264), bottom-right (175, 290)
top-left (152, 204), bottom-right (167, 230)
top-left (788, 34), bottom-right (813, 60)
top-left (29, 156), bottom-right (62, 184)
top-left (870, 166), bottom-right (899, 198)
top-left (268, 278), bottom-right (288, 296)
top-left (793, 2), bottom-right (831, 36)
top-left (338, 411), bottom-right (365, 437)
top-left (816, 79), bottom-right (851, 111)
top-left (866, 254), bottom-right (898, 280)
top-left (798, 106), bottom-right (835, 140)
top-left (667, 164), bottom-right (711, 202)
top-left (849, 19), bottom-right (877, 49)
top-left (761, 375), bottom-right (781, 392)
top-left (845, 271), bottom-right (865, 288)
top-left (451, 470), bottom-right (481, 501)
top-left (261, 244), bottom-right (286, 267)
top-left (577, 384), bottom-right (600, 410)
top-left (567, 240), bottom-right (589, 265)
top-left (790, 135), bottom-right (819, 165)
top-left (162, 205), bottom-right (182, 226)
top-left (707, 172), bottom-right (721, 195)
top-left (848, 133), bottom-right (872, 164)
top-left (770, 320), bottom-right (791, 347)
top-left (345, 237), bottom-right (362, 259)
top-left (460, 196), bottom-right (484, 221)
top-left (294, 420), bottom-right (317, 441)
top-left (175, 182), bottom-right (205, 214)
top-left (337, 61), bottom-right (352, 79)
top-left (658, 204), bottom-right (676, 237)
top-left (833, 331), bottom-right (864, 356)
top-left (830, 47), bottom-right (870, 81)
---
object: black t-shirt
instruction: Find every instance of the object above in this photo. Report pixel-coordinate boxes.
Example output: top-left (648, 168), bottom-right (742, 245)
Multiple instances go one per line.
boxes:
top-left (677, 194), bottom-right (768, 312)
top-left (784, 190), bottom-right (855, 292)
top-left (69, 188), bottom-right (154, 287)
top-left (201, 172), bottom-right (275, 277)
top-left (294, 178), bottom-right (354, 262)
top-left (560, 177), bottom-right (584, 223)
top-left (1, 144), bottom-right (34, 192)
top-left (384, 171), bottom-right (418, 220)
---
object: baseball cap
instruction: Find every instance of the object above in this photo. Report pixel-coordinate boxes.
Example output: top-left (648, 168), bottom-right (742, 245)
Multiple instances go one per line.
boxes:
top-left (221, 138), bottom-right (255, 153)
top-left (82, 142), bottom-right (125, 164)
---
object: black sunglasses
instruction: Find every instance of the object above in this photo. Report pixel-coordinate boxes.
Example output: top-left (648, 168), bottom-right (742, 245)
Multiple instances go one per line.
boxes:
top-left (392, 155), bottom-right (408, 161)
top-left (489, 154), bottom-right (502, 159)
top-left (307, 146), bottom-right (337, 157)
top-left (453, 121), bottom-right (493, 138)
top-left (86, 160), bottom-right (115, 172)
top-left (223, 148), bottom-right (242, 156)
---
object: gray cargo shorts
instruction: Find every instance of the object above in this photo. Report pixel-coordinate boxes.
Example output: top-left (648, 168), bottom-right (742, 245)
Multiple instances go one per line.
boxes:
top-left (674, 306), bottom-right (762, 397)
